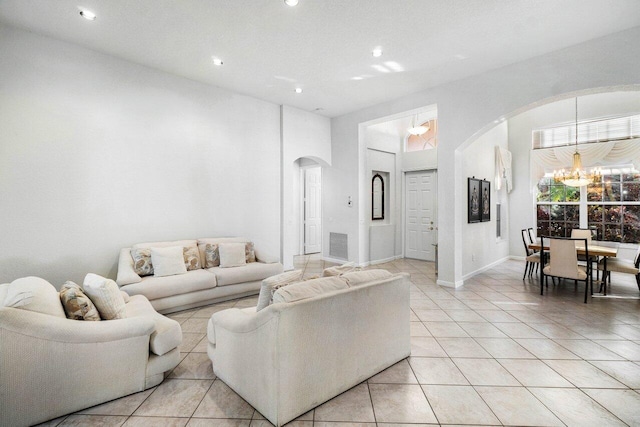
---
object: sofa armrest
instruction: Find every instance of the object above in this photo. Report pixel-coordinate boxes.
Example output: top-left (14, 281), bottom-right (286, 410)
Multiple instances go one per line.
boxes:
top-left (0, 307), bottom-right (155, 343)
top-left (254, 249), bottom-right (280, 264)
top-left (117, 247), bottom-right (142, 286)
top-left (212, 307), bottom-right (278, 335)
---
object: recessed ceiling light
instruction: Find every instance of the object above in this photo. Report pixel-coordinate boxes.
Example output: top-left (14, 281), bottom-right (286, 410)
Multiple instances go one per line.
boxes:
top-left (372, 47), bottom-right (383, 58)
top-left (351, 76), bottom-right (364, 81)
top-left (79, 10), bottom-right (96, 20)
top-left (212, 57), bottom-right (224, 66)
top-left (295, 87), bottom-right (303, 94)
top-left (284, 0), bottom-right (299, 6)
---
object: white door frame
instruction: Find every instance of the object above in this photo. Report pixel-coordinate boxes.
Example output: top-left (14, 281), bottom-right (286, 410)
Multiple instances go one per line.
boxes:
top-left (299, 165), bottom-right (322, 255)
top-left (402, 168), bottom-right (438, 260)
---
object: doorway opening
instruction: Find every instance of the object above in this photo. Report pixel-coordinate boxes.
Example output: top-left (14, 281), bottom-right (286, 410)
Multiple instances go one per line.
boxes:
top-left (405, 170), bottom-right (437, 261)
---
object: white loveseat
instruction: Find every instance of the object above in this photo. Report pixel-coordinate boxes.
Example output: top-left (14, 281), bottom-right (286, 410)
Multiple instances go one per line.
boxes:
top-left (0, 277), bottom-right (182, 427)
top-left (117, 237), bottom-right (283, 313)
top-left (207, 270), bottom-right (411, 426)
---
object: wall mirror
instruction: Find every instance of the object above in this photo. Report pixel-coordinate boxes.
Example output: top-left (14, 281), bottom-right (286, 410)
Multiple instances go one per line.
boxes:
top-left (372, 173), bottom-right (384, 220)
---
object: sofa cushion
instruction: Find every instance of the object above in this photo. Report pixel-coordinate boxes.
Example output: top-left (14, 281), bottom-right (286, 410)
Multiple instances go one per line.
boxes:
top-left (0, 283), bottom-right (8, 303)
top-left (198, 237), bottom-right (249, 266)
top-left (3, 277), bottom-right (66, 318)
top-left (209, 262), bottom-right (284, 287)
top-left (256, 270), bottom-right (303, 311)
top-left (121, 269), bottom-right (217, 301)
top-left (59, 281), bottom-right (101, 321)
top-left (131, 248), bottom-right (154, 277)
top-left (219, 243), bottom-right (247, 268)
top-left (83, 274), bottom-right (127, 320)
top-left (322, 262), bottom-right (361, 277)
top-left (272, 276), bottom-right (349, 304)
top-left (125, 294), bottom-right (182, 356)
top-left (341, 269), bottom-right (393, 287)
top-left (151, 246), bottom-right (188, 277)
top-left (183, 246), bottom-right (201, 271)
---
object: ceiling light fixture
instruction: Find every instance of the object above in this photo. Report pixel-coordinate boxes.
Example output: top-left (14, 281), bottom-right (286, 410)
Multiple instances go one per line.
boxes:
top-left (407, 114), bottom-right (429, 136)
top-left (79, 10), bottom-right (96, 20)
top-left (284, 0), bottom-right (299, 6)
top-left (372, 47), bottom-right (383, 58)
top-left (553, 98), bottom-right (602, 187)
top-left (212, 57), bottom-right (224, 66)
top-left (295, 87), bottom-right (303, 94)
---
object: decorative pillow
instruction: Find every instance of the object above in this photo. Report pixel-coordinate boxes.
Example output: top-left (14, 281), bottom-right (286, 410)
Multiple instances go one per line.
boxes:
top-left (59, 281), bottom-right (101, 321)
top-left (183, 246), bottom-right (201, 271)
top-left (131, 248), bottom-right (154, 276)
top-left (322, 262), bottom-right (360, 277)
top-left (245, 242), bottom-right (256, 263)
top-left (3, 277), bottom-right (66, 318)
top-left (204, 243), bottom-right (220, 268)
top-left (341, 269), bottom-right (393, 287)
top-left (219, 243), bottom-right (247, 268)
top-left (256, 270), bottom-right (303, 311)
top-left (272, 276), bottom-right (349, 304)
top-left (83, 273), bottom-right (126, 320)
top-left (151, 246), bottom-right (188, 277)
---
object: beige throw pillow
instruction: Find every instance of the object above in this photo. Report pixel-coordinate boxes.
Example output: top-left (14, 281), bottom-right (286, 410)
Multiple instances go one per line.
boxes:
top-left (256, 270), bottom-right (303, 311)
top-left (131, 248), bottom-right (154, 276)
top-left (322, 262), bottom-right (360, 277)
top-left (3, 277), bottom-right (66, 318)
top-left (151, 246), bottom-right (188, 277)
top-left (83, 273), bottom-right (126, 320)
top-left (183, 246), bottom-right (201, 271)
top-left (203, 243), bottom-right (220, 268)
top-left (219, 243), bottom-right (247, 268)
top-left (59, 281), bottom-right (101, 321)
top-left (245, 242), bottom-right (256, 263)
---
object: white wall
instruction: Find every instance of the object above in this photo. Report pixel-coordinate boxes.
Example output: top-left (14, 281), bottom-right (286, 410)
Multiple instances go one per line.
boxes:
top-left (0, 24), bottom-right (283, 285)
top-left (508, 91), bottom-right (640, 258)
top-left (281, 105), bottom-right (331, 269)
top-left (326, 25), bottom-right (640, 286)
top-left (462, 122), bottom-right (510, 277)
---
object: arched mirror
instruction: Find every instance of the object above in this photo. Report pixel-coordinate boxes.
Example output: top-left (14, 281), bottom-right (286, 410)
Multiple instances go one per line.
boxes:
top-left (372, 173), bottom-right (384, 220)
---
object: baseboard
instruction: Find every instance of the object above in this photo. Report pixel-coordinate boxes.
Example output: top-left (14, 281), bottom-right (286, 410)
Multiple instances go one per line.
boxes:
top-left (461, 256), bottom-right (511, 282)
top-left (370, 255), bottom-right (402, 266)
top-left (510, 255), bottom-right (526, 261)
top-left (437, 279), bottom-right (464, 288)
top-left (322, 254), bottom-right (402, 268)
top-left (321, 256), bottom-right (350, 265)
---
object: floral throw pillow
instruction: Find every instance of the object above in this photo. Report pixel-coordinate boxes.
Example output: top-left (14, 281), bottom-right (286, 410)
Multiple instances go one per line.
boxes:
top-left (131, 248), bottom-right (153, 276)
top-left (183, 246), bottom-right (201, 271)
top-left (59, 281), bottom-right (101, 321)
top-left (204, 243), bottom-right (220, 268)
top-left (245, 242), bottom-right (256, 263)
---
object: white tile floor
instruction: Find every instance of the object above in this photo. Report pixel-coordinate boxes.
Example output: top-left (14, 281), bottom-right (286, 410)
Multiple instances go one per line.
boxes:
top-left (38, 257), bottom-right (640, 426)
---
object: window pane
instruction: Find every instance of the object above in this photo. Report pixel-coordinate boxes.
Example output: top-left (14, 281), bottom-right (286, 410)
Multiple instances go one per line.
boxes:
top-left (550, 205), bottom-right (564, 221)
top-left (550, 222), bottom-right (565, 237)
top-left (537, 180), bottom-right (550, 202)
top-left (565, 205), bottom-right (579, 222)
top-left (565, 186), bottom-right (580, 202)
top-left (623, 183), bottom-right (640, 201)
top-left (622, 206), bottom-right (640, 243)
top-left (623, 172), bottom-right (640, 182)
top-left (588, 205), bottom-right (603, 223)
top-left (603, 182), bottom-right (621, 202)
top-left (537, 205), bottom-right (550, 221)
top-left (604, 205), bottom-right (622, 223)
top-left (587, 183), bottom-right (603, 202)
top-left (604, 224), bottom-right (622, 242)
top-left (550, 185), bottom-right (565, 202)
top-left (537, 221), bottom-right (550, 237)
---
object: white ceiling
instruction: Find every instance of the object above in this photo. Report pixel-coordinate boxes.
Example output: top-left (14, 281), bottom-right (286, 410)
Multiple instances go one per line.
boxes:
top-left (1, 0), bottom-right (640, 117)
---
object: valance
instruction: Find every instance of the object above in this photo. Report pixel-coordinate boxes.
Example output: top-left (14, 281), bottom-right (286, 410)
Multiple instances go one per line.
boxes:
top-left (529, 138), bottom-right (640, 191)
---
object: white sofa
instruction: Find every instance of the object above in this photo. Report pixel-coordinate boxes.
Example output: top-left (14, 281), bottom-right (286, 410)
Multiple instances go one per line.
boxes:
top-left (207, 270), bottom-right (411, 427)
top-left (117, 237), bottom-right (283, 313)
top-left (0, 277), bottom-right (182, 427)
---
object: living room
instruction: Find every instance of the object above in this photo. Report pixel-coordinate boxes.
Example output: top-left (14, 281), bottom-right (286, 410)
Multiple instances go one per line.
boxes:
top-left (2, 1), bottom-right (640, 426)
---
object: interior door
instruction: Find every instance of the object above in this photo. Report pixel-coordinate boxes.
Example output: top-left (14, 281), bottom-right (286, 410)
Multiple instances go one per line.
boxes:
top-left (405, 170), bottom-right (436, 261)
top-left (304, 167), bottom-right (322, 254)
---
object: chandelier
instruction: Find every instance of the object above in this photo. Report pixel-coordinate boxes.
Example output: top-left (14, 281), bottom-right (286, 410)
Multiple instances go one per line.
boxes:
top-left (553, 98), bottom-right (602, 187)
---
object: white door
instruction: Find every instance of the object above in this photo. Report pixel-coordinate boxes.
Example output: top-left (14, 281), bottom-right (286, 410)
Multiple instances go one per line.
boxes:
top-left (405, 170), bottom-right (436, 261)
top-left (304, 167), bottom-right (322, 254)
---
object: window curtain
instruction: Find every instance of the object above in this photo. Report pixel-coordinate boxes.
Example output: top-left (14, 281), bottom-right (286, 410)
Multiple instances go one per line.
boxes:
top-left (529, 138), bottom-right (640, 191)
top-left (495, 147), bottom-right (513, 193)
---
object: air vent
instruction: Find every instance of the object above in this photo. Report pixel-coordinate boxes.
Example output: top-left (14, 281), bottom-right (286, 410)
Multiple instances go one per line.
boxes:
top-left (329, 232), bottom-right (348, 260)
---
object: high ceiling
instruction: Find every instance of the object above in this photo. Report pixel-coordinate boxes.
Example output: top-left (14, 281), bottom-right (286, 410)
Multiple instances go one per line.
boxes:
top-left (1, 0), bottom-right (640, 117)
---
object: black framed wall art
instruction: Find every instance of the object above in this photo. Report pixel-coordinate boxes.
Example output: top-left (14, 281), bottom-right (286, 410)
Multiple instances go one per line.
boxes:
top-left (468, 177), bottom-right (481, 223)
top-left (481, 179), bottom-right (491, 222)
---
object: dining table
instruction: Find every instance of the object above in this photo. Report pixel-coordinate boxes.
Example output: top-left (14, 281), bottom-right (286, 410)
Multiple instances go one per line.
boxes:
top-left (528, 242), bottom-right (618, 295)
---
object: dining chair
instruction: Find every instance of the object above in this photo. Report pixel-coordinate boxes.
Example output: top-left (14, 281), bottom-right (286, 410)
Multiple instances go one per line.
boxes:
top-left (540, 236), bottom-right (592, 303)
top-left (597, 245), bottom-right (640, 294)
top-left (521, 229), bottom-right (540, 280)
top-left (571, 228), bottom-right (599, 280)
top-left (527, 228), bottom-right (537, 250)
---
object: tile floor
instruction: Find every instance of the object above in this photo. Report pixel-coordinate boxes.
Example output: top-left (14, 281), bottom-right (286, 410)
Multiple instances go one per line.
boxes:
top-left (38, 257), bottom-right (640, 426)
